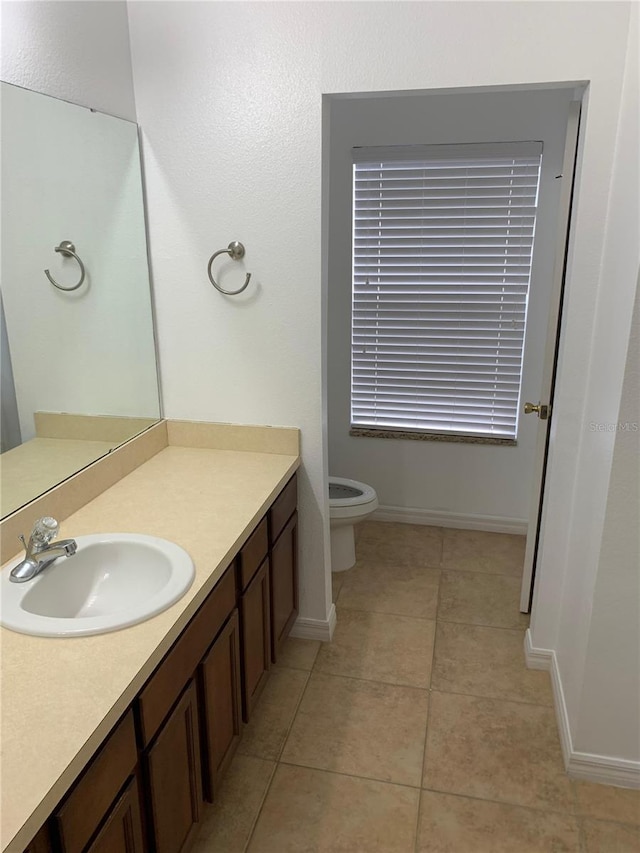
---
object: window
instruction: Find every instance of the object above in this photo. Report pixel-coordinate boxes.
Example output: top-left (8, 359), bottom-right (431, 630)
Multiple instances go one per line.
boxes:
top-left (350, 142), bottom-right (543, 442)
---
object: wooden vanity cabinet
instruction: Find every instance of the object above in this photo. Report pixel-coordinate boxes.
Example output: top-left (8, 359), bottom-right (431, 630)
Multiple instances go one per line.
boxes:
top-left (270, 511), bottom-right (298, 662)
top-left (144, 680), bottom-right (203, 853)
top-left (138, 565), bottom-right (235, 853)
top-left (268, 474), bottom-right (298, 664)
top-left (52, 710), bottom-right (140, 853)
top-left (199, 608), bottom-right (242, 801)
top-left (238, 557), bottom-right (271, 722)
top-left (20, 473), bottom-right (299, 853)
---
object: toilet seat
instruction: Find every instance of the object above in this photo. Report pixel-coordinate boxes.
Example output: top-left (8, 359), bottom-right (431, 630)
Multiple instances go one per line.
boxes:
top-left (328, 476), bottom-right (378, 521)
top-left (329, 476), bottom-right (377, 507)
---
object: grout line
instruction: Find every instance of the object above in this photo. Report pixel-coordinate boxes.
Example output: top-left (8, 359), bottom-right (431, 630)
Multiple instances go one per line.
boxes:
top-left (278, 758), bottom-right (423, 791)
top-left (242, 665), bottom-right (312, 852)
top-left (435, 617), bottom-right (530, 632)
top-left (307, 666), bottom-right (431, 693)
top-left (334, 604), bottom-right (437, 626)
top-left (429, 687), bottom-right (555, 710)
top-left (570, 779), bottom-right (589, 853)
top-left (414, 641), bottom-right (436, 851)
top-left (419, 781), bottom-right (580, 819)
top-left (242, 756), bottom-right (279, 853)
top-left (577, 815), bottom-right (640, 831)
top-left (333, 603), bottom-right (438, 622)
top-left (273, 669), bottom-right (312, 763)
top-left (440, 566), bottom-right (526, 581)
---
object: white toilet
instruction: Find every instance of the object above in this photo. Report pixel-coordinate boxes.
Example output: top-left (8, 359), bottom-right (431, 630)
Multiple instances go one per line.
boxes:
top-left (328, 476), bottom-right (379, 572)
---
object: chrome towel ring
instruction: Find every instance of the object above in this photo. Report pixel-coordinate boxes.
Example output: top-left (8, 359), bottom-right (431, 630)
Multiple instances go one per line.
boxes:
top-left (207, 241), bottom-right (252, 295)
top-left (44, 241), bottom-right (86, 292)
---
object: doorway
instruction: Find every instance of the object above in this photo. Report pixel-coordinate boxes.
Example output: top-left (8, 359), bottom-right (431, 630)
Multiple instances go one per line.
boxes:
top-left (323, 83), bottom-right (585, 610)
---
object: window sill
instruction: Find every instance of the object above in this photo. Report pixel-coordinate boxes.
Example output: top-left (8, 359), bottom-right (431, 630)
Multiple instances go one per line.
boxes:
top-left (349, 428), bottom-right (517, 447)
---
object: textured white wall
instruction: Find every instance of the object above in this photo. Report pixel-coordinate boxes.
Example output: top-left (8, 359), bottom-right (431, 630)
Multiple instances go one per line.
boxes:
top-left (533, 4), bottom-right (639, 765)
top-left (578, 279), bottom-right (640, 762)
top-left (326, 87), bottom-right (573, 524)
top-left (530, 0), bottom-right (637, 714)
top-left (0, 0), bottom-right (137, 120)
top-left (1, 83), bottom-right (160, 441)
top-left (128, 2), bottom-right (632, 645)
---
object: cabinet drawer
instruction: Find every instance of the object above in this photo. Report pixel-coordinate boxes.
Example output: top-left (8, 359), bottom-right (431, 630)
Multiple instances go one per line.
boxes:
top-left (138, 565), bottom-right (236, 746)
top-left (54, 710), bottom-right (137, 853)
top-left (238, 518), bottom-right (268, 591)
top-left (269, 474), bottom-right (297, 544)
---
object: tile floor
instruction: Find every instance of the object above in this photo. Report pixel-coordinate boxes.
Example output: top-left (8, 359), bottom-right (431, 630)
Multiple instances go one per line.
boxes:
top-left (192, 522), bottom-right (640, 852)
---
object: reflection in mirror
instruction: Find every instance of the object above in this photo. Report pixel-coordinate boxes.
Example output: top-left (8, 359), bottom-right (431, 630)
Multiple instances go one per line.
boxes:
top-left (0, 82), bottom-right (161, 519)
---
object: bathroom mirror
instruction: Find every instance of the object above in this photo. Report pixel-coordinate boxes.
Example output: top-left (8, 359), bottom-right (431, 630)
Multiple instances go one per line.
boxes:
top-left (0, 82), bottom-right (161, 519)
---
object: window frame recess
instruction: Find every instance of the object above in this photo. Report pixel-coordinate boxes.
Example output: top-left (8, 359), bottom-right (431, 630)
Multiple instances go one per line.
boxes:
top-left (350, 141), bottom-right (543, 445)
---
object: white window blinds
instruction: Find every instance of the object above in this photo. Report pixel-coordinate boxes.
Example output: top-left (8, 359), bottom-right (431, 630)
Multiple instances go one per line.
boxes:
top-left (351, 142), bottom-right (543, 440)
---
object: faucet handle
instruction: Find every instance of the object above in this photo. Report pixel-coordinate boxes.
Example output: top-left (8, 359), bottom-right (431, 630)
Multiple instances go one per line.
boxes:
top-left (30, 517), bottom-right (60, 547)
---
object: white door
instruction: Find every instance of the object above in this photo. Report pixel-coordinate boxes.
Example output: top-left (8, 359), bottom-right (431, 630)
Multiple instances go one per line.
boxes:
top-left (519, 100), bottom-right (582, 612)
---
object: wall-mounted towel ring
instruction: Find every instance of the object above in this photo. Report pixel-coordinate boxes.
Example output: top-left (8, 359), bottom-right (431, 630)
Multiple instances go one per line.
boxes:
top-left (207, 241), bottom-right (252, 295)
top-left (44, 241), bottom-right (86, 291)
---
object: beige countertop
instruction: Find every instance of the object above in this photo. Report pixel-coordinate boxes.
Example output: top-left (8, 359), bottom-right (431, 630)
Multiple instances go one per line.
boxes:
top-left (0, 443), bottom-right (299, 852)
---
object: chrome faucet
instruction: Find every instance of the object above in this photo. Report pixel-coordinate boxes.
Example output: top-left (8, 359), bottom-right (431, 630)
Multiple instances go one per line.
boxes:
top-left (9, 517), bottom-right (77, 583)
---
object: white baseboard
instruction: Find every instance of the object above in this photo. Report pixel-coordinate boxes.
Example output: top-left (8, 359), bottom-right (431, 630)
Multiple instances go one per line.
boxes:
top-left (524, 630), bottom-right (640, 789)
top-left (372, 504), bottom-right (527, 535)
top-left (290, 604), bottom-right (336, 642)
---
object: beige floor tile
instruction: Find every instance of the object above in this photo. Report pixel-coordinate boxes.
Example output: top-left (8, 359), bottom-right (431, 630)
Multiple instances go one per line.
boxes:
top-left (574, 780), bottom-right (640, 826)
top-left (315, 608), bottom-right (436, 688)
top-left (248, 764), bottom-right (419, 852)
top-left (442, 528), bottom-right (525, 575)
top-left (331, 571), bottom-right (346, 603)
top-left (423, 691), bottom-right (574, 812)
top-left (416, 790), bottom-right (581, 852)
top-left (582, 819), bottom-right (640, 852)
top-left (337, 562), bottom-right (441, 620)
top-left (192, 754), bottom-right (275, 853)
top-left (276, 637), bottom-right (321, 671)
top-left (282, 672), bottom-right (429, 786)
top-left (355, 524), bottom-right (442, 569)
top-left (238, 667), bottom-right (309, 761)
top-left (432, 622), bottom-right (553, 705)
top-left (438, 570), bottom-right (529, 629)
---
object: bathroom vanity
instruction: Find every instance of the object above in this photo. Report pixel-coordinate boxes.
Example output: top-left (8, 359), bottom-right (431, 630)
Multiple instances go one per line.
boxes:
top-left (0, 421), bottom-right (300, 853)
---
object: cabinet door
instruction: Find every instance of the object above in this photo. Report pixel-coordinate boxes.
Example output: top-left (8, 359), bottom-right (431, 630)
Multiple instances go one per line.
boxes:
top-left (270, 511), bottom-right (298, 663)
top-left (146, 680), bottom-right (203, 853)
top-left (86, 777), bottom-right (145, 853)
top-left (54, 711), bottom-right (138, 853)
top-left (239, 558), bottom-right (271, 722)
top-left (200, 609), bottom-right (242, 801)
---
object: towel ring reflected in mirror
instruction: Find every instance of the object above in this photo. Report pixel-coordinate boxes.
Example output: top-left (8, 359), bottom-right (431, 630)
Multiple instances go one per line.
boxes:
top-left (207, 241), bottom-right (252, 295)
top-left (44, 241), bottom-right (86, 292)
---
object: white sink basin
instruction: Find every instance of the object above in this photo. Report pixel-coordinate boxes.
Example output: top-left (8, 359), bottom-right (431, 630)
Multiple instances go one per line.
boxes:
top-left (0, 534), bottom-right (195, 637)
